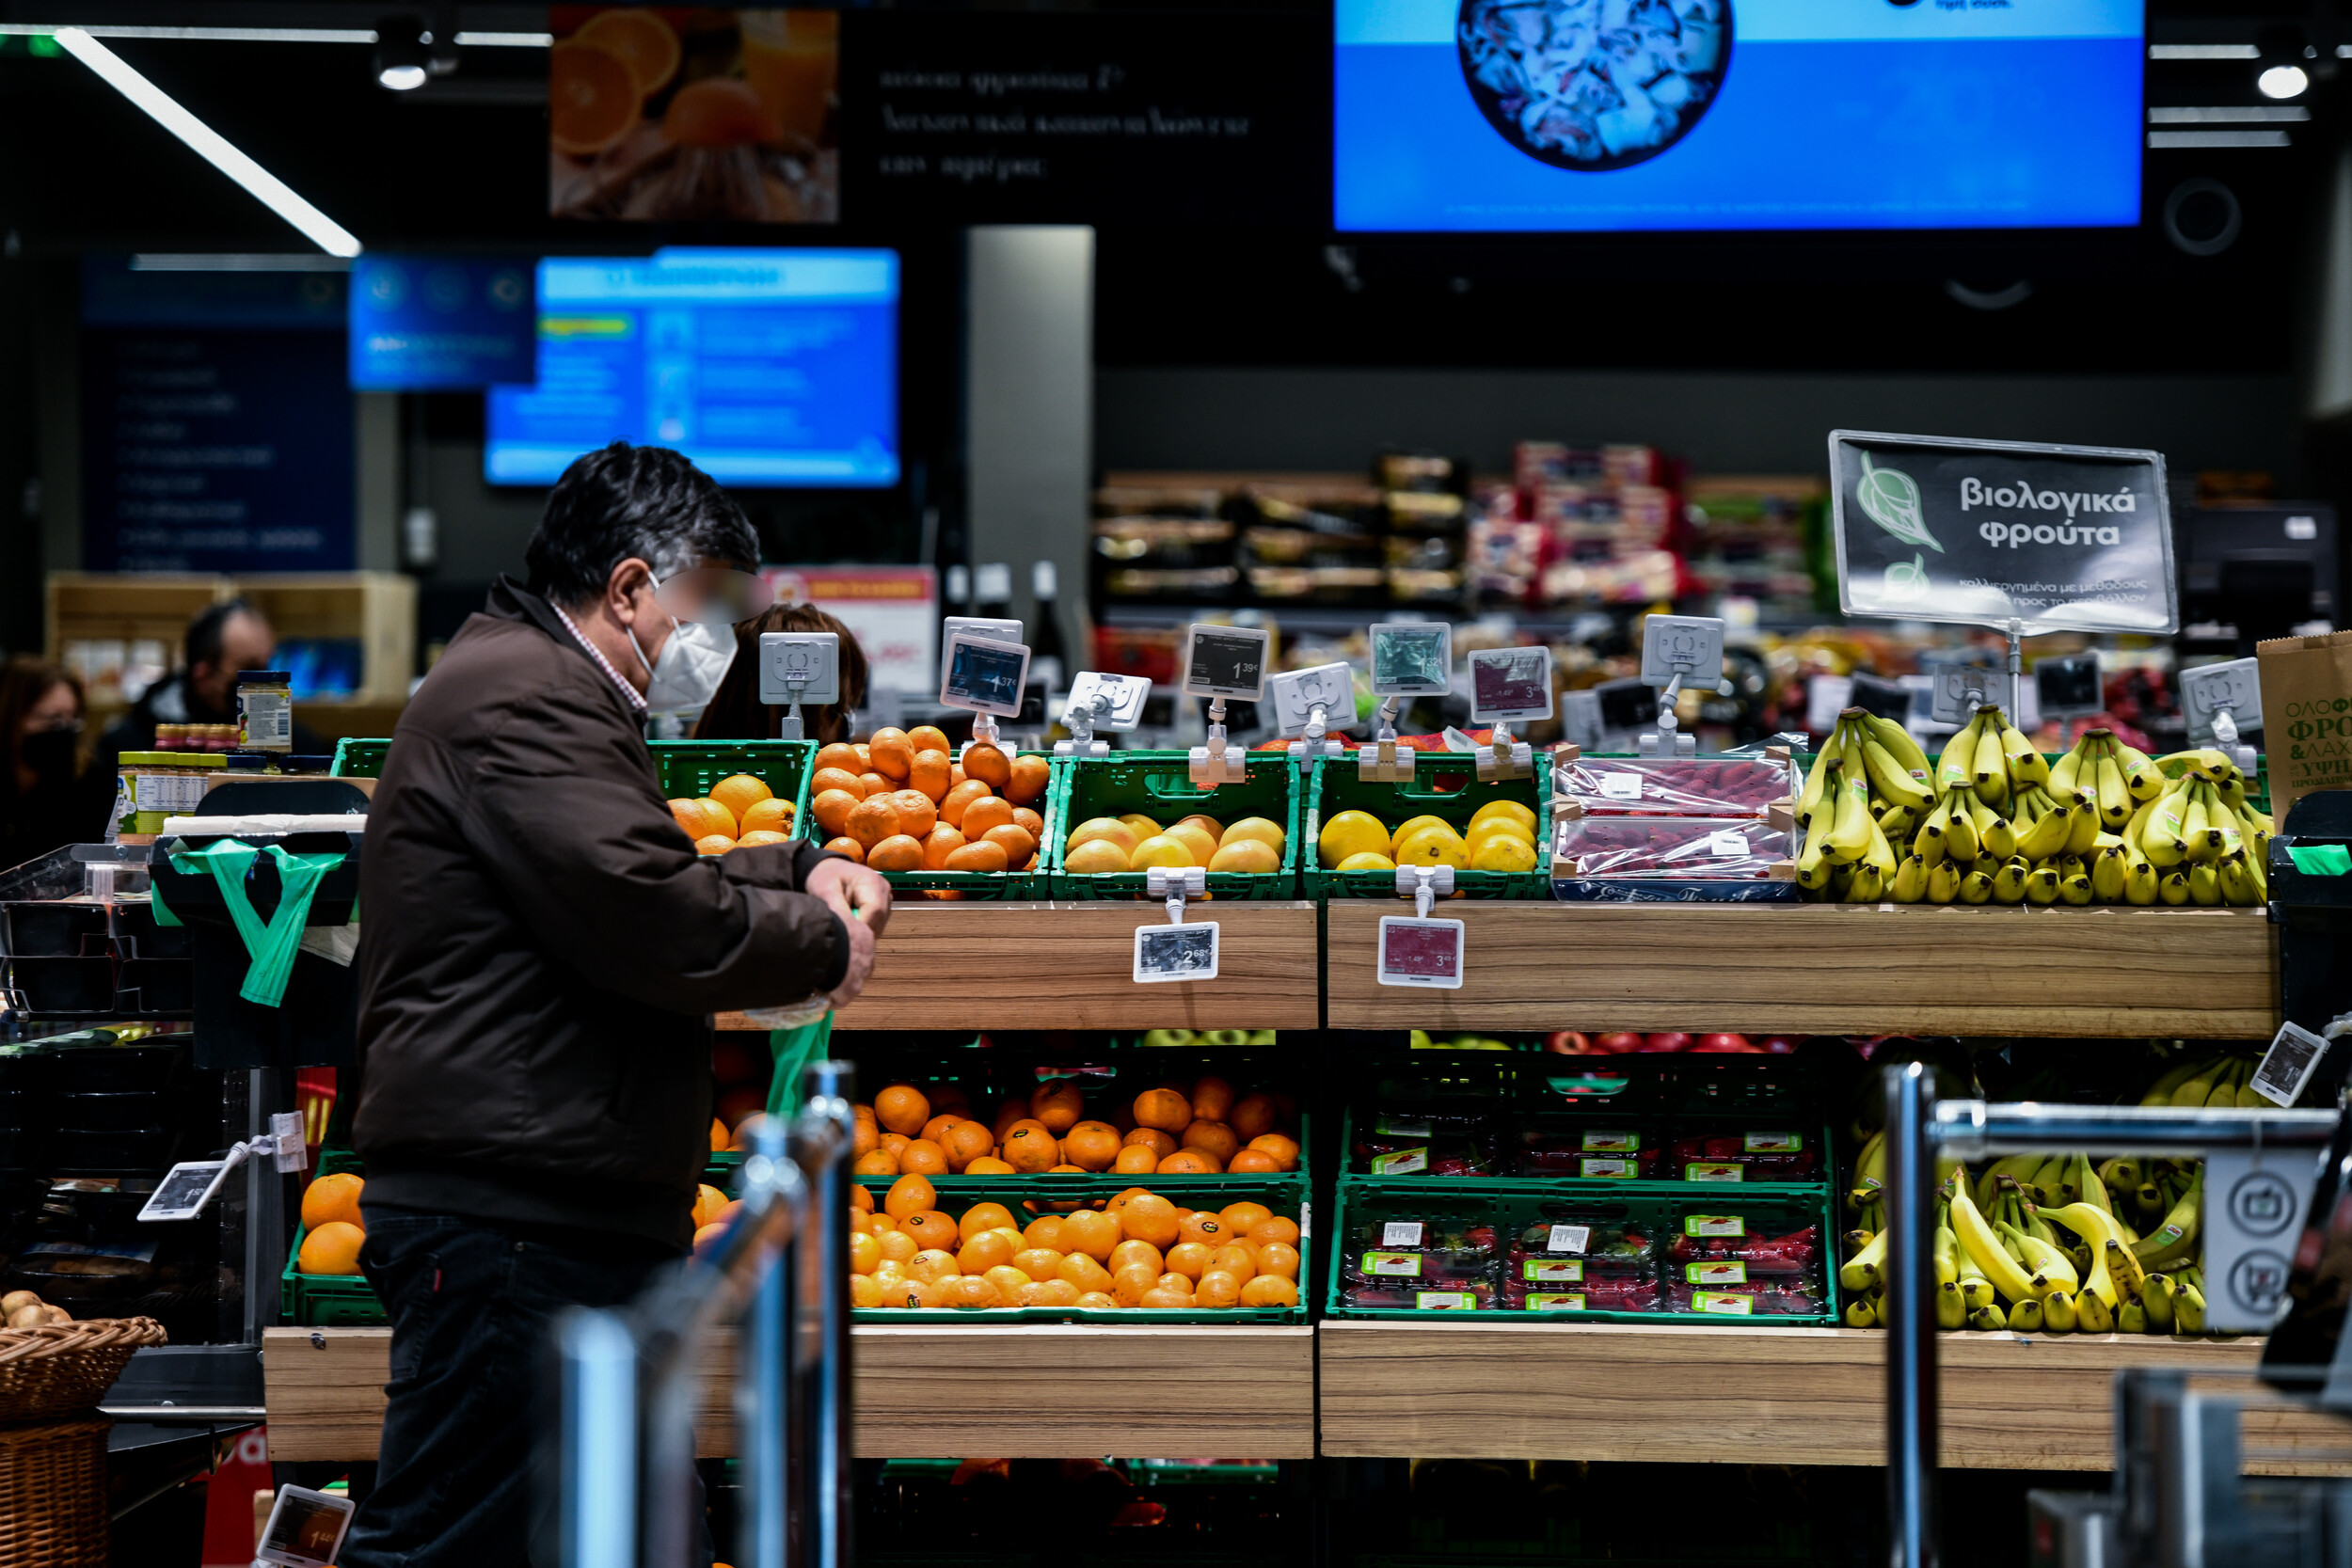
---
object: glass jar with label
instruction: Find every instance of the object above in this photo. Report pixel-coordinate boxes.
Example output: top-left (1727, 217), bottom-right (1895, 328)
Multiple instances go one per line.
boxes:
top-left (236, 671), bottom-right (294, 752)
top-left (113, 751), bottom-right (226, 842)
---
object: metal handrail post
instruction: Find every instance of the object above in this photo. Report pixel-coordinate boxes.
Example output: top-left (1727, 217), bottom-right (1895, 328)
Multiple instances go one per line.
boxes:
top-left (739, 1114), bottom-right (791, 1568)
top-left (1885, 1062), bottom-right (1938, 1568)
top-left (555, 1307), bottom-right (639, 1568)
top-left (790, 1060), bottom-right (858, 1568)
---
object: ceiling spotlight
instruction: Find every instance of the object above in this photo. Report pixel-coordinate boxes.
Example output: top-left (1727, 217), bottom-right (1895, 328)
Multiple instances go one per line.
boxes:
top-left (2258, 63), bottom-right (2310, 99)
top-left (373, 15), bottom-right (427, 89)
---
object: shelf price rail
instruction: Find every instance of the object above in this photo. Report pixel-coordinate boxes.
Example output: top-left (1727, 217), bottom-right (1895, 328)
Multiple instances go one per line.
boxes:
top-left (555, 1060), bottom-right (857, 1568)
top-left (1880, 1071), bottom-right (2340, 1568)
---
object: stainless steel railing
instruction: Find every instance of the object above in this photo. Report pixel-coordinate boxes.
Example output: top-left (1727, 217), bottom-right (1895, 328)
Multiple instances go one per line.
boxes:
top-left (556, 1060), bottom-right (858, 1568)
top-left (1881, 1062), bottom-right (2342, 1568)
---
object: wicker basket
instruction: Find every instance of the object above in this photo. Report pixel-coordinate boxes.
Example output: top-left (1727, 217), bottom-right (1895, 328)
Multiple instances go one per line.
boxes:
top-left (0, 1416), bottom-right (110, 1567)
top-left (0, 1317), bottom-right (167, 1422)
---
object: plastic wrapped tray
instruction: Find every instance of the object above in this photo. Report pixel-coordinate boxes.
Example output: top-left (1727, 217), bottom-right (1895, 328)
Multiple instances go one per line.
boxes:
top-left (1516, 1123), bottom-right (1664, 1180)
top-left (1550, 754), bottom-right (1794, 819)
top-left (1550, 816), bottom-right (1788, 879)
top-left (1661, 1130), bottom-right (1820, 1182)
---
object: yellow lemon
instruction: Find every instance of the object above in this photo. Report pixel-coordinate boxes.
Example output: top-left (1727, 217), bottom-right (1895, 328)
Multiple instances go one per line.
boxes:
top-left (1336, 850), bottom-right (1397, 872)
top-left (1466, 818), bottom-right (1534, 854)
top-left (1119, 813), bottom-right (1163, 843)
top-left (1130, 833), bottom-right (1195, 869)
top-left (1165, 823), bottom-right (1219, 865)
top-left (1468, 800), bottom-right (1537, 834)
top-left (1390, 815), bottom-right (1459, 854)
top-left (1207, 839), bottom-right (1280, 874)
top-left (1066, 817), bottom-right (1140, 858)
top-left (1219, 816), bottom-right (1287, 855)
top-left (1394, 826), bottom-right (1470, 868)
top-left (1317, 809), bottom-right (1391, 868)
top-left (1065, 838), bottom-right (1132, 874)
top-left (1469, 834), bottom-right (1538, 873)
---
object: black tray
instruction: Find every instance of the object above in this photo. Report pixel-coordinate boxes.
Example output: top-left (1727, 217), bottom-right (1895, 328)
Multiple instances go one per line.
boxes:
top-left (56, 1090), bottom-right (170, 1132)
top-left (8, 956), bottom-right (117, 1012)
top-left (52, 1125), bottom-right (178, 1174)
top-left (53, 1043), bottom-right (187, 1092)
top-left (0, 1126), bottom-right (53, 1169)
top-left (2, 902), bottom-right (106, 958)
top-left (117, 958), bottom-right (194, 1013)
top-left (110, 902), bottom-right (193, 960)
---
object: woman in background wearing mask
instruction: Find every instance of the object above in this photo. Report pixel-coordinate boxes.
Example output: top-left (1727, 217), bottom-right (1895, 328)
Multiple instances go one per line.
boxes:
top-left (0, 657), bottom-right (110, 868)
top-left (694, 604), bottom-right (870, 746)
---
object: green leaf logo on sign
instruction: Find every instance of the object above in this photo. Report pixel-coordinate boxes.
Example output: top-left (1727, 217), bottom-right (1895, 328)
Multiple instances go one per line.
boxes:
top-left (1857, 452), bottom-right (1942, 552)
top-left (1883, 552), bottom-right (1930, 602)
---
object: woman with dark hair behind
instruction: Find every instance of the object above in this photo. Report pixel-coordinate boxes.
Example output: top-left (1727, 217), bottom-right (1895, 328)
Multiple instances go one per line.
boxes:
top-left (0, 657), bottom-right (111, 868)
top-left (693, 603), bottom-right (870, 744)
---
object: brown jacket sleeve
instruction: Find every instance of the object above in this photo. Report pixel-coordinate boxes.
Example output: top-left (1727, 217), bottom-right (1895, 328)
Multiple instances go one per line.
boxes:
top-left (453, 678), bottom-right (843, 1014)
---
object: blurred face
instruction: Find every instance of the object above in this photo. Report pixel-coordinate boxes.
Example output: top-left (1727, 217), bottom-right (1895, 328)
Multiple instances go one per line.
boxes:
top-left (192, 611), bottom-right (275, 713)
top-left (21, 680), bottom-right (77, 740)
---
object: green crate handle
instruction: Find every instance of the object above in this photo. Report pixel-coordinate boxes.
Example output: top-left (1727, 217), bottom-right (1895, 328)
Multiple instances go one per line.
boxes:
top-left (1138, 770), bottom-right (1230, 804)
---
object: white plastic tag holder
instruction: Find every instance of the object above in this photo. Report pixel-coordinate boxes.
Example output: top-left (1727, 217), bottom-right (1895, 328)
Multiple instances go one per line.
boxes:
top-left (1395, 863), bottom-right (1454, 918)
top-left (1477, 720), bottom-right (1533, 784)
top-left (2181, 657), bottom-right (2263, 774)
top-left (1636, 614), bottom-right (1731, 757)
top-left (756, 631), bottom-right (839, 740)
top-left (1147, 863), bottom-right (1208, 925)
top-left (1270, 660), bottom-right (1355, 772)
top-left (137, 1117), bottom-right (306, 1222)
top-left (1055, 671), bottom-right (1151, 758)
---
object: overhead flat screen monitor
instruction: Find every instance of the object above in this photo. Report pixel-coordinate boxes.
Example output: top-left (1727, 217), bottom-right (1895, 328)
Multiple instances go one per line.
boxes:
top-left (485, 247), bottom-right (898, 487)
top-left (1334, 0), bottom-right (2143, 233)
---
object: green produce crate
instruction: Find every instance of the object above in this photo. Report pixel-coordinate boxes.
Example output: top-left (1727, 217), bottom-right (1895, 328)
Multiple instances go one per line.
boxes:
top-left (850, 749), bottom-right (1057, 900)
top-left (1301, 754), bottom-right (1551, 899)
top-left (850, 1177), bottom-right (1309, 1325)
top-left (1323, 1180), bottom-right (1838, 1325)
top-left (333, 736), bottom-right (816, 843)
top-left (1046, 751), bottom-right (1300, 900)
top-left (1336, 1106), bottom-right (1833, 1196)
top-left (281, 1223), bottom-right (388, 1326)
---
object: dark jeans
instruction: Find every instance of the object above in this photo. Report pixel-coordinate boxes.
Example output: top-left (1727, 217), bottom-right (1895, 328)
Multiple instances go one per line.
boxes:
top-left (340, 1211), bottom-right (709, 1568)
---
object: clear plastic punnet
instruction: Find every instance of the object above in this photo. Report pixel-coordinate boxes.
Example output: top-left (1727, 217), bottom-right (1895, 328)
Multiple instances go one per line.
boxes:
top-left (1550, 754), bottom-right (1795, 818)
top-left (1550, 816), bottom-right (1788, 879)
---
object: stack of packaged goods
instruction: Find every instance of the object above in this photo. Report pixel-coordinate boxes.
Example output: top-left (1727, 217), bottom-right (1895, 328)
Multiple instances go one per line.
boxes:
top-left (1378, 453), bottom-right (1470, 608)
top-left (1328, 1054), bottom-right (1839, 1322)
top-left (1548, 748), bottom-right (1799, 901)
top-left (1680, 475), bottom-right (1825, 620)
top-left (1463, 442), bottom-right (1684, 610)
top-left (1090, 481), bottom-right (1238, 606)
top-left (1235, 481), bottom-right (1388, 607)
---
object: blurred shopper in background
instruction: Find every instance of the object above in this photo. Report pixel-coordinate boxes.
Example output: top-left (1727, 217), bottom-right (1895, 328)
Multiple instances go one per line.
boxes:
top-left (0, 657), bottom-right (110, 866)
top-left (693, 601), bottom-right (871, 746)
top-left (96, 597), bottom-right (322, 768)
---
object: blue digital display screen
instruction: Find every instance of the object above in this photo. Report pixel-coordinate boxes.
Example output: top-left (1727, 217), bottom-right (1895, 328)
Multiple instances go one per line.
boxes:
top-left (485, 247), bottom-right (898, 488)
top-left (1334, 0), bottom-right (2143, 233)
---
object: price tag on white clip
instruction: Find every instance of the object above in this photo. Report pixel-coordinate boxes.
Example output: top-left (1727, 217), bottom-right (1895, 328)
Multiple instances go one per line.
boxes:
top-left (2251, 1021), bottom-right (2329, 1108)
top-left (1133, 922), bottom-right (1219, 984)
top-left (1376, 915), bottom-right (1465, 989)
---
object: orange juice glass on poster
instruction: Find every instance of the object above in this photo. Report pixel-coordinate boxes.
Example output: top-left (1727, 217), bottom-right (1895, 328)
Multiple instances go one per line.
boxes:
top-left (740, 10), bottom-right (838, 144)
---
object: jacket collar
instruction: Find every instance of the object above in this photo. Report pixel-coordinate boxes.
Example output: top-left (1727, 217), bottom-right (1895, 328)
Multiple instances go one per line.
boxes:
top-left (485, 576), bottom-right (647, 723)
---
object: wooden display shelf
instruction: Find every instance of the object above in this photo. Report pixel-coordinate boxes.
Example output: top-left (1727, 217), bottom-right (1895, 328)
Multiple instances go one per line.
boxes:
top-left (1318, 1321), bottom-right (2348, 1475)
top-left (262, 1323), bottom-right (1314, 1461)
top-left (1324, 902), bottom-right (2278, 1037)
top-left (718, 900), bottom-right (1322, 1032)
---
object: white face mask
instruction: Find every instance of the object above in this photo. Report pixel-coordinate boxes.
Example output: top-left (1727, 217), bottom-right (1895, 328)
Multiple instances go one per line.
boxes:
top-left (629, 617), bottom-right (738, 719)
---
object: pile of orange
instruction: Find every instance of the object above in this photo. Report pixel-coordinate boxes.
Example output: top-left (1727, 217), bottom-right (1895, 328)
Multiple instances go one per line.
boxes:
top-left (808, 726), bottom-right (1048, 882)
top-left (1061, 810), bottom-right (1285, 876)
top-left (550, 9), bottom-right (680, 157)
top-left (690, 1180), bottom-right (743, 1254)
top-left (850, 1075), bottom-right (1300, 1180)
top-left (849, 1180), bottom-right (1305, 1311)
top-left (669, 772), bottom-right (796, 856)
top-left (295, 1171), bottom-right (368, 1275)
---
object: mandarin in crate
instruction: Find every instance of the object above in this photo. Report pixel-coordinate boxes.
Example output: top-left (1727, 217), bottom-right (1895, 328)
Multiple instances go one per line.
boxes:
top-left (1119, 1193), bottom-right (1179, 1248)
top-left (1013, 1247), bottom-right (1065, 1281)
top-left (920, 1114), bottom-right (962, 1145)
top-left (1000, 1124), bottom-right (1058, 1172)
top-left (297, 1220), bottom-right (367, 1275)
top-left (811, 789), bottom-right (862, 839)
top-left (1193, 1269), bottom-right (1242, 1307)
top-left (963, 1156), bottom-right (1015, 1175)
top-left (1226, 1150), bottom-right (1279, 1174)
top-left (957, 1231), bottom-right (1015, 1274)
top-left (1112, 1145), bottom-right (1158, 1176)
top-left (692, 1184), bottom-right (728, 1228)
top-left (939, 779), bottom-right (993, 827)
top-left (902, 1212), bottom-right (960, 1252)
top-left (890, 789), bottom-right (937, 837)
top-left (961, 796), bottom-right (1015, 838)
top-left (845, 797), bottom-right (902, 849)
top-left (1022, 1215), bottom-right (1065, 1249)
top-left (708, 774), bottom-right (772, 821)
top-left (1111, 1263), bottom-right (1159, 1307)
top-left (1012, 805), bottom-right (1044, 838)
top-left (823, 836), bottom-right (866, 863)
top-left (1141, 1285), bottom-right (1196, 1308)
top-left (301, 1172), bottom-right (365, 1232)
top-left (693, 834), bottom-right (735, 856)
top-left (1210, 1244), bottom-right (1258, 1281)
top-left (945, 841), bottom-right (1009, 873)
top-left (868, 728), bottom-right (914, 780)
top-left (1122, 1127), bottom-right (1177, 1159)
top-left (854, 1148), bottom-right (899, 1178)
top-left (1229, 1094), bottom-right (1279, 1140)
top-left (919, 825), bottom-right (966, 869)
top-left (875, 1084), bottom-right (930, 1136)
top-left (1190, 1076), bottom-right (1234, 1122)
top-left (1133, 1088), bottom-right (1191, 1133)
top-left (814, 741), bottom-right (861, 774)
top-left (866, 835), bottom-right (924, 872)
top-left (1074, 1291), bottom-right (1119, 1310)
top-left (739, 799), bottom-right (794, 833)
top-left (1104, 1186), bottom-right (1149, 1217)
top-left (982, 824), bottom-right (1038, 868)
top-left (1057, 1253), bottom-right (1114, 1294)
top-left (734, 831), bottom-right (793, 848)
top-left (1256, 1242), bottom-right (1301, 1279)
top-left (899, 1138), bottom-right (948, 1175)
top-left (957, 1201), bottom-right (1015, 1243)
top-left (1181, 1121), bottom-right (1239, 1164)
top-left (942, 1121), bottom-right (994, 1171)
top-left (877, 1230), bottom-right (918, 1266)
top-left (1219, 1201), bottom-right (1273, 1233)
top-left (907, 1248), bottom-right (961, 1285)
top-left (810, 767), bottom-right (866, 800)
top-left (1029, 1081), bottom-right (1086, 1132)
top-left (1159, 1149), bottom-right (1219, 1175)
top-left (857, 772), bottom-right (891, 798)
top-left (1023, 1278), bottom-right (1083, 1307)
top-left (1177, 1211), bottom-right (1227, 1246)
top-left (1247, 1132), bottom-right (1300, 1171)
top-left (850, 1274), bottom-right (884, 1309)
top-left (963, 743), bottom-right (1012, 788)
top-left (1005, 753), bottom-right (1049, 806)
top-left (983, 1265), bottom-right (1033, 1298)
top-left (1164, 1241), bottom-right (1214, 1281)
top-left (716, 1117), bottom-right (735, 1152)
top-left (906, 723), bottom-right (952, 755)
top-left (1108, 1239), bottom-right (1164, 1275)
top-left (1061, 1122), bottom-right (1120, 1171)
top-left (1057, 1208), bottom-right (1121, 1261)
top-left (849, 1232), bottom-right (881, 1275)
top-left (850, 1181), bottom-right (873, 1212)
top-left (670, 797), bottom-right (732, 841)
top-left (1240, 1275), bottom-right (1298, 1307)
top-left (882, 1172), bottom-right (936, 1219)
top-left (909, 750), bottom-right (953, 802)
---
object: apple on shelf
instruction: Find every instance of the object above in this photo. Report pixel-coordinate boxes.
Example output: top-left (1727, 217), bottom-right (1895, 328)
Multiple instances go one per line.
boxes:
top-left (1540, 1031), bottom-right (1800, 1055)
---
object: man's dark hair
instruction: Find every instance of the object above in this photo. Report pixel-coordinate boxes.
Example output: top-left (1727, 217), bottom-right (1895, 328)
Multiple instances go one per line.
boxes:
top-left (185, 597), bottom-right (260, 673)
top-left (525, 442), bottom-right (759, 606)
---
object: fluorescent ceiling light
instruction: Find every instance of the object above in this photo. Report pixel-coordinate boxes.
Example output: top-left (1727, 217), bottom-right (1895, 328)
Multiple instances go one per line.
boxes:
top-left (2150, 43), bottom-right (2261, 60)
top-left (2148, 129), bottom-right (2292, 149)
top-left (132, 253), bottom-right (352, 271)
top-left (53, 27), bottom-right (362, 258)
top-left (0, 24), bottom-right (548, 45)
top-left (2149, 105), bottom-right (2310, 123)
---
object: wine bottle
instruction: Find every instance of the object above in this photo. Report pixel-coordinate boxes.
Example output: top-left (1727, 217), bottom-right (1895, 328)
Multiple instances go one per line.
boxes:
top-left (1029, 561), bottom-right (1068, 695)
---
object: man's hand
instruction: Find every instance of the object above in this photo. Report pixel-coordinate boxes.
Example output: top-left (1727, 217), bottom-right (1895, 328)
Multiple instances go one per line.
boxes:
top-left (805, 858), bottom-right (892, 1008)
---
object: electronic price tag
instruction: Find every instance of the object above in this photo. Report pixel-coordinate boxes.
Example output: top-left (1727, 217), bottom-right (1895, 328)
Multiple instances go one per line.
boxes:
top-left (1181, 624), bottom-right (1267, 786)
top-left (1636, 614), bottom-right (1730, 757)
top-left (1467, 646), bottom-right (1549, 781)
top-left (2251, 1021), bottom-right (2330, 1109)
top-left (756, 631), bottom-right (839, 739)
top-left (1359, 623), bottom-right (1451, 782)
top-left (1057, 671), bottom-right (1152, 758)
top-left (2180, 656), bottom-right (2263, 771)
top-left (255, 1484), bottom-right (356, 1568)
top-left (1925, 659), bottom-right (1998, 726)
top-left (2034, 652), bottom-right (2104, 721)
top-left (940, 630), bottom-right (1031, 754)
top-left (1379, 863), bottom-right (1463, 987)
top-left (139, 1115), bottom-right (309, 1221)
top-left (1135, 864), bottom-right (1217, 983)
top-left (1269, 660), bottom-right (1357, 770)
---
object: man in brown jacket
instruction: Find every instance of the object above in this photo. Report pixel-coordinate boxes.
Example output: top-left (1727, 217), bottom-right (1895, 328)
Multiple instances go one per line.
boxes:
top-left (342, 441), bottom-right (889, 1568)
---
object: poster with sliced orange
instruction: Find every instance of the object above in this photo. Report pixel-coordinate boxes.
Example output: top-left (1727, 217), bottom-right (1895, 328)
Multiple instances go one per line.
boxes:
top-left (549, 8), bottom-right (838, 223)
